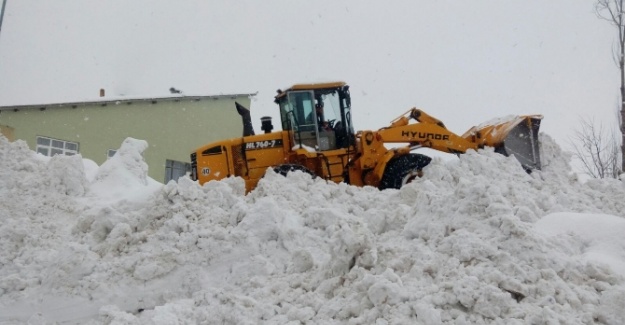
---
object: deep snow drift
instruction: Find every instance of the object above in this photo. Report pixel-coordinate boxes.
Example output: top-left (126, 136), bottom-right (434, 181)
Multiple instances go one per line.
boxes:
top-left (0, 135), bottom-right (624, 324)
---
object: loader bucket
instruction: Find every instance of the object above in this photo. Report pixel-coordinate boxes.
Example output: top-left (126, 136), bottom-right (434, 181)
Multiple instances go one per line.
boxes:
top-left (463, 115), bottom-right (543, 171)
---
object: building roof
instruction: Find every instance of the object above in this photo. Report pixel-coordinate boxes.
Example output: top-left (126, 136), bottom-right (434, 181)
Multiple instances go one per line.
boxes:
top-left (0, 93), bottom-right (257, 111)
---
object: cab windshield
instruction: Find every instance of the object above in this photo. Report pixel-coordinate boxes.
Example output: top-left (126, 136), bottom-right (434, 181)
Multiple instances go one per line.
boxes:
top-left (278, 90), bottom-right (340, 131)
top-left (277, 86), bottom-right (351, 150)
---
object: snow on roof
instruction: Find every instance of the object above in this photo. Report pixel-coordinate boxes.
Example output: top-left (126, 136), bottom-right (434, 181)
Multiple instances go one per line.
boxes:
top-left (0, 92), bottom-right (257, 111)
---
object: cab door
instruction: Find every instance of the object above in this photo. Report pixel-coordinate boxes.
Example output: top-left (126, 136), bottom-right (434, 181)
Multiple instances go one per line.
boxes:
top-left (287, 91), bottom-right (319, 150)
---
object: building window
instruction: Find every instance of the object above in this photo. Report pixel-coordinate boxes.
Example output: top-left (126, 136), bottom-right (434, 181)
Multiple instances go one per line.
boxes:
top-left (165, 159), bottom-right (191, 183)
top-left (107, 149), bottom-right (117, 159)
top-left (36, 136), bottom-right (79, 157)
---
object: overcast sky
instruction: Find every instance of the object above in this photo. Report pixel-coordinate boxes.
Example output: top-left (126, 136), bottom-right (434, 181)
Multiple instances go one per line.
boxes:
top-left (0, 0), bottom-right (619, 153)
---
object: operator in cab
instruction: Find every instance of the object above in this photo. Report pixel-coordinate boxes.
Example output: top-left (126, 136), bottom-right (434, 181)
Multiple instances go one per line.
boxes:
top-left (308, 98), bottom-right (332, 131)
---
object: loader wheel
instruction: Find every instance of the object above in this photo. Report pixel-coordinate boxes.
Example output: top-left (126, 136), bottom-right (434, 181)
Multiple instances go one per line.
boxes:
top-left (272, 164), bottom-right (315, 177)
top-left (379, 154), bottom-right (432, 190)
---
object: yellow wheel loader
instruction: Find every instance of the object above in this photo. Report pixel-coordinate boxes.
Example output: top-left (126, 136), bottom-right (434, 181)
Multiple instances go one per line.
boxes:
top-left (190, 82), bottom-right (542, 192)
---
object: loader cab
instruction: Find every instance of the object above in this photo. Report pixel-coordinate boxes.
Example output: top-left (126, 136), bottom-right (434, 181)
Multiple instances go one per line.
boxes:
top-left (275, 81), bottom-right (354, 151)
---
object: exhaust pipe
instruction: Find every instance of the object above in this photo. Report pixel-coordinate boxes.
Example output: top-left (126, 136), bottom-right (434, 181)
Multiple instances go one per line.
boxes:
top-left (235, 102), bottom-right (255, 137)
top-left (261, 116), bottom-right (273, 134)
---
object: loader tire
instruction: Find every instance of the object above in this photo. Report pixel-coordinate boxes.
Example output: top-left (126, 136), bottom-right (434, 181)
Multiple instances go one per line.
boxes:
top-left (379, 154), bottom-right (432, 190)
top-left (273, 164), bottom-right (315, 177)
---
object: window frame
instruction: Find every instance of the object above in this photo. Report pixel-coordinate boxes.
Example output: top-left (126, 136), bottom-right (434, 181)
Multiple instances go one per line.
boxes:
top-left (164, 159), bottom-right (191, 183)
top-left (107, 149), bottom-right (117, 160)
top-left (35, 136), bottom-right (79, 157)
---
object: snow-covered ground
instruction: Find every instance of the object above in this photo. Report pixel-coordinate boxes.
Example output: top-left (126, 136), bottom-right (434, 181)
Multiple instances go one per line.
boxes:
top-left (0, 134), bottom-right (624, 324)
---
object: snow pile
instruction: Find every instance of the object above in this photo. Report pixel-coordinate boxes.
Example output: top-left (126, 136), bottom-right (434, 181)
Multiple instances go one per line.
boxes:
top-left (88, 137), bottom-right (162, 204)
top-left (535, 213), bottom-right (625, 277)
top-left (0, 134), bottom-right (624, 324)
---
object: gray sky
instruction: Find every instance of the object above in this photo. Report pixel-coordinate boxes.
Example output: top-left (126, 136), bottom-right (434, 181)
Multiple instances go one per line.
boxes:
top-left (0, 0), bottom-right (619, 153)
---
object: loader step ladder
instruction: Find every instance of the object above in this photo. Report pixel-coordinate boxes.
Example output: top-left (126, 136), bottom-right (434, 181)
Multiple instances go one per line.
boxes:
top-left (319, 153), bottom-right (349, 183)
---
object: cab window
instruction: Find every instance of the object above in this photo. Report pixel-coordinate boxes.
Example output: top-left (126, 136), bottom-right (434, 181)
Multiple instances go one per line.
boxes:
top-left (278, 91), bottom-right (316, 132)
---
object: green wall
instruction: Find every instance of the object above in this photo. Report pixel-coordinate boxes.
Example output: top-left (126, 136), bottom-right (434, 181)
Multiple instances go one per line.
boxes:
top-left (0, 96), bottom-right (251, 183)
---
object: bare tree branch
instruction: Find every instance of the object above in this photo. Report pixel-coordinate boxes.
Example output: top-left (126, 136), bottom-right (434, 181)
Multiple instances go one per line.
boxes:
top-left (596, 0), bottom-right (625, 171)
top-left (569, 116), bottom-right (622, 178)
